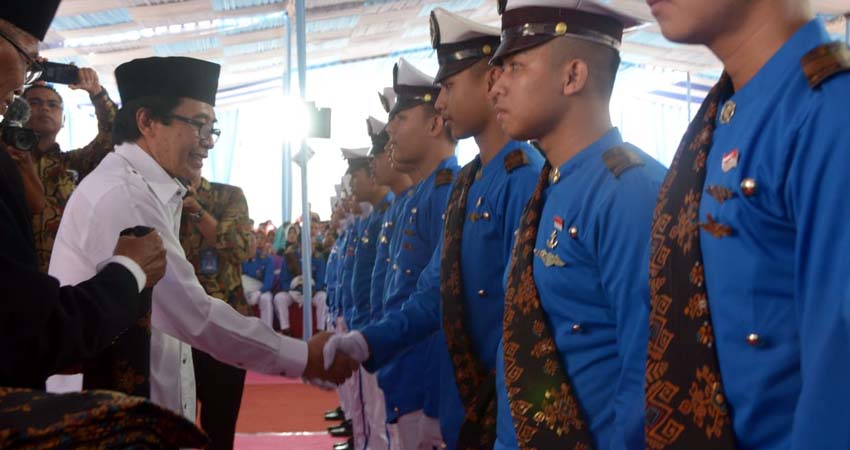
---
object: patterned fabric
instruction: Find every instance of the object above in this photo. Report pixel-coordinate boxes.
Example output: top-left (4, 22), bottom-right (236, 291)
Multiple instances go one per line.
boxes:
top-left (31, 92), bottom-right (118, 272)
top-left (180, 178), bottom-right (254, 317)
top-left (502, 162), bottom-right (594, 450)
top-left (440, 157), bottom-right (498, 449)
top-left (0, 387), bottom-right (208, 449)
top-left (645, 75), bottom-right (737, 450)
top-left (82, 290), bottom-right (152, 397)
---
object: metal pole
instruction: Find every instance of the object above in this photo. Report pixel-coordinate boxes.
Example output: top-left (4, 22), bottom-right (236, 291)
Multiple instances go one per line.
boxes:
top-left (281, 12), bottom-right (293, 225)
top-left (686, 71), bottom-right (692, 120)
top-left (295, 0), bottom-right (313, 340)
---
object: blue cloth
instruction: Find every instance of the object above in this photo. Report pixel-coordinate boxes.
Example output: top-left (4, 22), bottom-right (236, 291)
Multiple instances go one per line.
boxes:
top-left (325, 233), bottom-right (345, 319)
top-left (312, 253), bottom-right (327, 292)
top-left (376, 156), bottom-right (459, 422)
top-left (370, 187), bottom-right (414, 323)
top-left (338, 221), bottom-right (360, 324)
top-left (697, 19), bottom-right (850, 450)
top-left (492, 129), bottom-right (665, 450)
top-left (361, 141), bottom-right (544, 449)
top-left (350, 192), bottom-right (395, 330)
top-left (241, 251), bottom-right (275, 293)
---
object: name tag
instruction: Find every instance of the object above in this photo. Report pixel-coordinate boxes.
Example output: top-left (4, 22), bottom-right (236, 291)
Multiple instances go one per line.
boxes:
top-left (200, 247), bottom-right (219, 275)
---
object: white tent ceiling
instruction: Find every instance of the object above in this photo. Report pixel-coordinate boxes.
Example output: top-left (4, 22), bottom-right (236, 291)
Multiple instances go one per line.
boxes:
top-left (41, 0), bottom-right (849, 93)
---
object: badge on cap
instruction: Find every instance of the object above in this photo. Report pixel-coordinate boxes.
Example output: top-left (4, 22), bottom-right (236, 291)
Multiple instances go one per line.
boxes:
top-left (721, 149), bottom-right (739, 173)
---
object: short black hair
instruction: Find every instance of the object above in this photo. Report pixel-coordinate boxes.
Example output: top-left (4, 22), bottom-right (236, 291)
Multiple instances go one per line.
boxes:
top-left (112, 96), bottom-right (182, 146)
top-left (23, 84), bottom-right (62, 103)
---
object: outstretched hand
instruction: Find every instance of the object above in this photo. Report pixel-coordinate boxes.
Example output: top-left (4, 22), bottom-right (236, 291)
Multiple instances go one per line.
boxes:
top-left (303, 331), bottom-right (359, 385)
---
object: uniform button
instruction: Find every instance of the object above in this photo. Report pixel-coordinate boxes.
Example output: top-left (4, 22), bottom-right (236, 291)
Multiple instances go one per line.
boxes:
top-left (392, 264), bottom-right (398, 271)
top-left (404, 269), bottom-right (413, 276)
top-left (720, 100), bottom-right (736, 124)
top-left (477, 289), bottom-right (486, 297)
top-left (568, 226), bottom-right (578, 239)
top-left (482, 211), bottom-right (490, 221)
top-left (571, 323), bottom-right (582, 333)
top-left (441, 213), bottom-right (446, 221)
top-left (411, 207), bottom-right (418, 214)
top-left (740, 178), bottom-right (757, 196)
top-left (385, 257), bottom-right (390, 263)
top-left (746, 333), bottom-right (761, 346)
top-left (549, 167), bottom-right (561, 185)
top-left (393, 407), bottom-right (400, 413)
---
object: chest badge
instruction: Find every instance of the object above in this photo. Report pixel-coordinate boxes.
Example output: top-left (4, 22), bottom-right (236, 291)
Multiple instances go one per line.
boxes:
top-left (721, 149), bottom-right (739, 173)
top-left (534, 249), bottom-right (566, 267)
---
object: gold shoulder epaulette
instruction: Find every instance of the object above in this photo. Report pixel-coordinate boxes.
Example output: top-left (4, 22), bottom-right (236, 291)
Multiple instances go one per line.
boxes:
top-left (503, 149), bottom-right (529, 173)
top-left (602, 146), bottom-right (644, 178)
top-left (435, 168), bottom-right (455, 187)
top-left (801, 41), bottom-right (850, 88)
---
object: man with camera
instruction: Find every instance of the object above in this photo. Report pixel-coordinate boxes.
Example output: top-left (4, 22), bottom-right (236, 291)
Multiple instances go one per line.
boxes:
top-left (23, 67), bottom-right (118, 273)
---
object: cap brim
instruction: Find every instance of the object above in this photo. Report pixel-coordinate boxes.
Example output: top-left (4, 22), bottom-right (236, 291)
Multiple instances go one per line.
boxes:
top-left (435, 58), bottom-right (483, 84)
top-left (490, 34), bottom-right (556, 65)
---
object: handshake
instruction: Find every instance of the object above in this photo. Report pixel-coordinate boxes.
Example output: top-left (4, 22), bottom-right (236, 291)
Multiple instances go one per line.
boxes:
top-left (302, 331), bottom-right (370, 388)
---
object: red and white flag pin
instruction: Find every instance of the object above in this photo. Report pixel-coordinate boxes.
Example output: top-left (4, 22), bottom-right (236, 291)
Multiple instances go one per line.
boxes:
top-left (721, 149), bottom-right (739, 173)
top-left (553, 215), bottom-right (564, 232)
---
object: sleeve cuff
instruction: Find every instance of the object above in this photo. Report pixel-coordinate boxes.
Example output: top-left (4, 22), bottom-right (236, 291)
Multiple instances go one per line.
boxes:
top-left (97, 255), bottom-right (146, 292)
top-left (278, 338), bottom-right (309, 378)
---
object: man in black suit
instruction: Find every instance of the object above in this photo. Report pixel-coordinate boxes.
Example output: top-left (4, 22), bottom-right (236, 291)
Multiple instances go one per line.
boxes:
top-left (0, 0), bottom-right (168, 390)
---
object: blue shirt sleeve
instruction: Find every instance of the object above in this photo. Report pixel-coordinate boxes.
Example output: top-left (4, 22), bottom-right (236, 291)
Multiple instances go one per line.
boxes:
top-left (596, 170), bottom-right (659, 450)
top-left (362, 231), bottom-right (443, 371)
top-left (351, 216), bottom-right (382, 330)
top-left (787, 88), bottom-right (850, 449)
top-left (261, 257), bottom-right (275, 293)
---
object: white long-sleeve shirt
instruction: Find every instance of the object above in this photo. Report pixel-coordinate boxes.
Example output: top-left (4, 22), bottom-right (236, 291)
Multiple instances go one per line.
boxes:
top-left (49, 142), bottom-right (308, 419)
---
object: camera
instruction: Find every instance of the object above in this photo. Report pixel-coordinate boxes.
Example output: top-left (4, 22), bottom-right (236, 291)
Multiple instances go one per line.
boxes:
top-left (38, 62), bottom-right (80, 85)
top-left (1, 97), bottom-right (38, 151)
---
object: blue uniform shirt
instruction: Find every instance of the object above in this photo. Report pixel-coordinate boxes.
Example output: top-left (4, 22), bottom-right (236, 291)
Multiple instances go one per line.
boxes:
top-left (494, 129), bottom-right (665, 450)
top-left (698, 19), bottom-right (850, 450)
top-left (377, 156), bottom-right (459, 422)
top-left (339, 219), bottom-right (362, 325)
top-left (361, 141), bottom-right (544, 449)
top-left (324, 235), bottom-right (343, 319)
top-left (241, 251), bottom-right (275, 292)
top-left (350, 192), bottom-right (394, 330)
top-left (371, 187), bottom-right (414, 323)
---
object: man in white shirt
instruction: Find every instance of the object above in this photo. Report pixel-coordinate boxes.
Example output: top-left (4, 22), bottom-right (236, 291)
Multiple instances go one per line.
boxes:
top-left (49, 56), bottom-right (356, 420)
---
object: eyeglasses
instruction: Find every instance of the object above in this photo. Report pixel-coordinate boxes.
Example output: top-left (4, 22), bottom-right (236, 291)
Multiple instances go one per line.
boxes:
top-left (166, 114), bottom-right (221, 144)
top-left (0, 28), bottom-right (43, 85)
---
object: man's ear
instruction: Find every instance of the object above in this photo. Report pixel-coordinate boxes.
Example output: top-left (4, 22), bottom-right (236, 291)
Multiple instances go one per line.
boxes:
top-left (486, 66), bottom-right (503, 93)
top-left (562, 58), bottom-right (589, 97)
top-left (428, 112), bottom-right (444, 137)
top-left (136, 107), bottom-right (156, 139)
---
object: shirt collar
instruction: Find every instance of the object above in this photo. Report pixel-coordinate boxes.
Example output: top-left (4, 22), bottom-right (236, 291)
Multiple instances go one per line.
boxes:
top-left (725, 18), bottom-right (829, 108)
top-left (115, 142), bottom-right (187, 204)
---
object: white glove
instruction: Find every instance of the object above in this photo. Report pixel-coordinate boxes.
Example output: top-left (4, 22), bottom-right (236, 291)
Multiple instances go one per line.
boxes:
top-left (302, 377), bottom-right (337, 391)
top-left (290, 290), bottom-right (304, 305)
top-left (323, 331), bottom-right (370, 370)
top-left (418, 415), bottom-right (445, 450)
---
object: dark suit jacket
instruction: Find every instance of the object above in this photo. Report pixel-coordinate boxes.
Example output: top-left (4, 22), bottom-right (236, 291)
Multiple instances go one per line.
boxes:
top-left (0, 149), bottom-right (144, 389)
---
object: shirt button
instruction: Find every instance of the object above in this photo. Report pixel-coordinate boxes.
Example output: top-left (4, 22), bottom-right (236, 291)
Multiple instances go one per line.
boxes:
top-left (482, 211), bottom-right (490, 221)
top-left (404, 269), bottom-right (413, 276)
top-left (740, 178), bottom-right (757, 196)
top-left (571, 323), bottom-right (583, 333)
top-left (746, 333), bottom-right (761, 346)
top-left (568, 226), bottom-right (579, 239)
top-left (477, 289), bottom-right (486, 297)
top-left (393, 407), bottom-right (400, 413)
top-left (392, 264), bottom-right (398, 271)
top-left (385, 258), bottom-right (390, 263)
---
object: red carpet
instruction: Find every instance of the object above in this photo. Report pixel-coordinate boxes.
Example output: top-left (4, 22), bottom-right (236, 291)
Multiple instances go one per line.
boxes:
top-left (232, 372), bottom-right (346, 449)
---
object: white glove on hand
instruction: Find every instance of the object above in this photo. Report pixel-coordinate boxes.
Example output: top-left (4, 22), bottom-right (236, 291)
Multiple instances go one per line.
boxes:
top-left (302, 377), bottom-right (337, 391)
top-left (323, 331), bottom-right (370, 370)
top-left (418, 415), bottom-right (445, 450)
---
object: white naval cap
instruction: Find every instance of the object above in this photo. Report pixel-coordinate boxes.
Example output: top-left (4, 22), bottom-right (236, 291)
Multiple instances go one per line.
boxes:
top-left (390, 57), bottom-right (440, 116)
top-left (367, 116), bottom-right (389, 157)
top-left (493, 0), bottom-right (643, 64)
top-left (378, 87), bottom-right (396, 115)
top-left (430, 7), bottom-right (501, 82)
